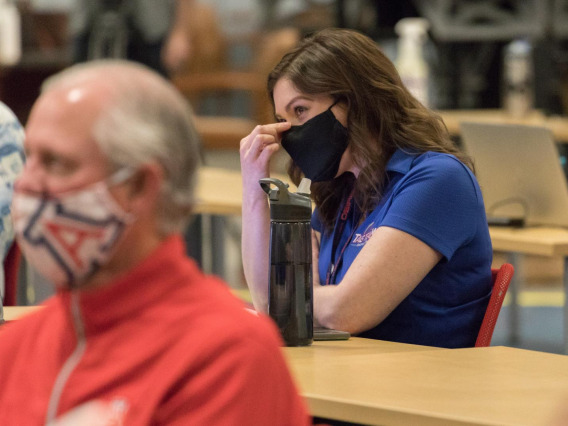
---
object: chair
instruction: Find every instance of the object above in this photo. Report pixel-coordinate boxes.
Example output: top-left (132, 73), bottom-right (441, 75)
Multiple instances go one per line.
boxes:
top-left (3, 242), bottom-right (21, 306)
top-left (173, 26), bottom-right (300, 127)
top-left (475, 263), bottom-right (514, 347)
top-left (171, 3), bottom-right (300, 149)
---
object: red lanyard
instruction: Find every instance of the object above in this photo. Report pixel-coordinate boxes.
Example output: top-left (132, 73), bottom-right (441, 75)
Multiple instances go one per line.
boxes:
top-left (325, 188), bottom-right (358, 285)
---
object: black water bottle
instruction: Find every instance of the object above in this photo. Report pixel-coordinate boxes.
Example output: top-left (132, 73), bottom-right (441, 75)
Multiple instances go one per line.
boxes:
top-left (260, 177), bottom-right (313, 346)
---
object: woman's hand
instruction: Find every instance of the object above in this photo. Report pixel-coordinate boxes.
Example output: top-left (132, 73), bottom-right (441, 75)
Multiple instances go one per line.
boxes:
top-left (240, 121), bottom-right (291, 312)
top-left (239, 122), bottom-right (291, 193)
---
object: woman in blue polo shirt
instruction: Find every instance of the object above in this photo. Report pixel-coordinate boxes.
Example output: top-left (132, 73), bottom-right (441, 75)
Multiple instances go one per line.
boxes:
top-left (240, 28), bottom-right (493, 348)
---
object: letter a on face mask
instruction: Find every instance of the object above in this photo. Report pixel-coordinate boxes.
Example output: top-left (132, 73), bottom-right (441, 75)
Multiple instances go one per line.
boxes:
top-left (12, 175), bottom-right (134, 288)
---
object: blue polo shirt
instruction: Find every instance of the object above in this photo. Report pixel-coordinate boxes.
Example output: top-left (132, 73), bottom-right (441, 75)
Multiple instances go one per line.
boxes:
top-left (312, 149), bottom-right (493, 348)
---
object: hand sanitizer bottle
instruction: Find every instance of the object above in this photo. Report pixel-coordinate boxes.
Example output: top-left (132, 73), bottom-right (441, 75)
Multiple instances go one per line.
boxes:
top-left (503, 39), bottom-right (534, 118)
top-left (395, 17), bottom-right (430, 107)
top-left (0, 0), bottom-right (22, 66)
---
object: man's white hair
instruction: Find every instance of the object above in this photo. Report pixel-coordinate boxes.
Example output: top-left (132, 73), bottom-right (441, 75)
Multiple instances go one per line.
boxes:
top-left (41, 60), bottom-right (202, 235)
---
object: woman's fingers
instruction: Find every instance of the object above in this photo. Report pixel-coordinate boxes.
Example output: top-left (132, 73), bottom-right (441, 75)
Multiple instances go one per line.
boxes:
top-left (240, 121), bottom-right (291, 159)
top-left (250, 134), bottom-right (277, 156)
top-left (262, 121), bottom-right (292, 140)
top-left (240, 122), bottom-right (291, 148)
top-left (257, 139), bottom-right (280, 163)
top-left (240, 122), bottom-right (291, 194)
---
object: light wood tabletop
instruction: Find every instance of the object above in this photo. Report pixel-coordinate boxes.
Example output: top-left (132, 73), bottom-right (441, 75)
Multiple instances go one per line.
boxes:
top-left (194, 166), bottom-right (293, 216)
top-left (283, 337), bottom-right (442, 362)
top-left (489, 226), bottom-right (568, 257)
top-left (437, 109), bottom-right (568, 143)
top-left (2, 306), bottom-right (42, 321)
top-left (6, 307), bottom-right (568, 425)
top-left (194, 166), bottom-right (244, 216)
top-left (285, 342), bottom-right (568, 426)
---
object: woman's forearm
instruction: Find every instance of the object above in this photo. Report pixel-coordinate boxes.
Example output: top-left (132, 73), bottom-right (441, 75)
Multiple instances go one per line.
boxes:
top-left (241, 191), bottom-right (271, 313)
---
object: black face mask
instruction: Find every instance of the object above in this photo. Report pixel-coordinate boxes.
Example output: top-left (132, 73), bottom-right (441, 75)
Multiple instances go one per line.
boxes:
top-left (281, 102), bottom-right (349, 182)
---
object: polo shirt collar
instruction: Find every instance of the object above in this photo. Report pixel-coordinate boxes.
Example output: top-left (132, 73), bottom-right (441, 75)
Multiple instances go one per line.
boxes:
top-left (386, 148), bottom-right (418, 175)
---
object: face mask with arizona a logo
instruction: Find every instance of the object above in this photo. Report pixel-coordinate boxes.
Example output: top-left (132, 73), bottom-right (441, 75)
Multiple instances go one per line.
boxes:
top-left (281, 101), bottom-right (349, 182)
top-left (12, 169), bottom-right (134, 288)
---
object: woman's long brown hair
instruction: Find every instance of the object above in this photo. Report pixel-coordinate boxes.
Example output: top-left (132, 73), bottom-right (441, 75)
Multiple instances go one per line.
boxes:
top-left (267, 28), bottom-right (473, 232)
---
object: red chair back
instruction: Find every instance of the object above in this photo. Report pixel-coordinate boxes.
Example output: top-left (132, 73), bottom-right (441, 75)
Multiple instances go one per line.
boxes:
top-left (3, 242), bottom-right (21, 306)
top-left (475, 263), bottom-right (514, 347)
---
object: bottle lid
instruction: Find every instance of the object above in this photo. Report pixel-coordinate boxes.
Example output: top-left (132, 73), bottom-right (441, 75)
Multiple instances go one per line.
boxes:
top-left (297, 178), bottom-right (311, 195)
top-left (395, 18), bottom-right (430, 40)
top-left (506, 39), bottom-right (532, 56)
top-left (259, 178), bottom-right (312, 222)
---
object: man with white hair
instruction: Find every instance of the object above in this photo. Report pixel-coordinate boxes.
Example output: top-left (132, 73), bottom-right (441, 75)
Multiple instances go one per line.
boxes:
top-left (0, 60), bottom-right (310, 425)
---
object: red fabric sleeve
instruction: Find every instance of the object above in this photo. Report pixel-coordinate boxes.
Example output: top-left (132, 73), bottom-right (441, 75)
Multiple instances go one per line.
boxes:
top-left (154, 334), bottom-right (311, 426)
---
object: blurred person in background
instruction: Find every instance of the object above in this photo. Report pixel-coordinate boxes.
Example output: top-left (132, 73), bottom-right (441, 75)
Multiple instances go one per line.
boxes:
top-left (70, 0), bottom-right (194, 75)
top-left (0, 102), bottom-right (25, 310)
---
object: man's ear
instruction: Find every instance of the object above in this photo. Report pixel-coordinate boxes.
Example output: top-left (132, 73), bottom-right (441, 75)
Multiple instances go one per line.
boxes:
top-left (127, 162), bottom-right (164, 212)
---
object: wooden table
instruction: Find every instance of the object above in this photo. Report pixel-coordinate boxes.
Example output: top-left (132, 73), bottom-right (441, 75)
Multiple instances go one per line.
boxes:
top-left (489, 226), bottom-right (568, 353)
top-left (437, 109), bottom-right (568, 143)
top-left (189, 166), bottom-right (245, 275)
top-left (285, 340), bottom-right (568, 426)
top-left (192, 166), bottom-right (293, 274)
top-left (194, 166), bottom-right (244, 216)
top-left (2, 306), bottom-right (42, 321)
top-left (194, 166), bottom-right (293, 216)
top-left (6, 312), bottom-right (568, 425)
top-left (490, 226), bottom-right (568, 257)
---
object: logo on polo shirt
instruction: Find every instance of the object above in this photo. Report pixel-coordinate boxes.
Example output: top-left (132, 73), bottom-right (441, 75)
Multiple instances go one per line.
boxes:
top-left (352, 222), bottom-right (377, 247)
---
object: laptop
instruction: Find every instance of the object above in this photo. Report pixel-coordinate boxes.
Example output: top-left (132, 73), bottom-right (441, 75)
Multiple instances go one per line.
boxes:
top-left (459, 121), bottom-right (568, 228)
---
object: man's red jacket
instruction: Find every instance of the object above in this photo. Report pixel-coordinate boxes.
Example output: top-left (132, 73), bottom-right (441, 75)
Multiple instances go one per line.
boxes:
top-left (0, 236), bottom-right (310, 425)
